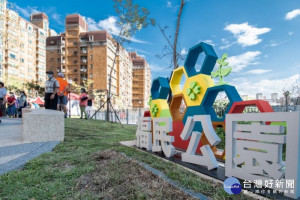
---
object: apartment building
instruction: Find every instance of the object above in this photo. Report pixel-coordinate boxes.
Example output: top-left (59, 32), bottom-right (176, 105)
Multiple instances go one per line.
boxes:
top-left (0, 0), bottom-right (47, 84)
top-left (129, 52), bottom-right (151, 108)
top-left (46, 14), bottom-right (133, 109)
top-left (117, 46), bottom-right (133, 108)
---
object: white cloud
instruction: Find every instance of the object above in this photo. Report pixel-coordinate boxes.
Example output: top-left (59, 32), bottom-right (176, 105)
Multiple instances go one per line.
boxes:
top-left (224, 22), bottom-right (271, 47)
top-left (288, 31), bottom-right (294, 36)
top-left (285, 9), bottom-right (300, 20)
top-left (13, 4), bottom-right (40, 18)
top-left (232, 74), bottom-right (300, 98)
top-left (167, 1), bottom-right (172, 8)
top-left (227, 51), bottom-right (261, 72)
top-left (203, 39), bottom-right (215, 46)
top-left (149, 64), bottom-right (165, 72)
top-left (98, 16), bottom-right (120, 35)
top-left (247, 69), bottom-right (272, 75)
top-left (83, 16), bottom-right (149, 44)
top-left (220, 38), bottom-right (234, 50)
top-left (181, 48), bottom-right (188, 55)
top-left (52, 13), bottom-right (63, 25)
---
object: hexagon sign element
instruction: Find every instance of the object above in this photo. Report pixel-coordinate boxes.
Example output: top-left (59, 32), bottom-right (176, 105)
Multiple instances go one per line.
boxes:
top-left (184, 42), bottom-right (218, 77)
top-left (169, 94), bottom-right (187, 121)
top-left (151, 77), bottom-right (170, 100)
top-left (150, 99), bottom-right (171, 118)
top-left (183, 74), bottom-right (214, 107)
top-left (200, 85), bottom-right (242, 122)
top-left (228, 100), bottom-right (274, 114)
top-left (170, 66), bottom-right (188, 95)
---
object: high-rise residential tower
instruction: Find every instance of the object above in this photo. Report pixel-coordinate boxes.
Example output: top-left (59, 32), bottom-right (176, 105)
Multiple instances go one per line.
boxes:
top-left (0, 0), bottom-right (48, 84)
top-left (46, 14), bottom-right (135, 109)
top-left (129, 52), bottom-right (151, 108)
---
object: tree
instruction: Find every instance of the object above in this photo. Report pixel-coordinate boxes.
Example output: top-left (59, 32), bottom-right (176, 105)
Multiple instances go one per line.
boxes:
top-left (282, 81), bottom-right (300, 111)
top-left (105, 0), bottom-right (155, 121)
top-left (156, 0), bottom-right (186, 69)
top-left (25, 81), bottom-right (45, 98)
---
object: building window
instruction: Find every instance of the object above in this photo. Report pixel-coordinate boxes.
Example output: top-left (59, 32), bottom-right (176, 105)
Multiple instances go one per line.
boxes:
top-left (89, 44), bottom-right (93, 49)
top-left (90, 73), bottom-right (93, 78)
top-left (74, 69), bottom-right (78, 72)
top-left (89, 35), bottom-right (94, 41)
top-left (74, 51), bottom-right (77, 55)
top-left (50, 58), bottom-right (54, 62)
top-left (74, 78), bottom-right (78, 81)
top-left (90, 64), bottom-right (93, 69)
top-left (74, 60), bottom-right (77, 63)
top-left (57, 58), bottom-right (61, 62)
top-left (73, 42), bottom-right (77, 45)
top-left (90, 55), bottom-right (93, 59)
top-left (9, 53), bottom-right (16, 59)
top-left (20, 58), bottom-right (24, 63)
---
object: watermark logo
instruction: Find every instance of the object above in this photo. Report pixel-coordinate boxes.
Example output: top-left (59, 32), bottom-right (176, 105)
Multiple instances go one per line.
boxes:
top-left (224, 177), bottom-right (242, 194)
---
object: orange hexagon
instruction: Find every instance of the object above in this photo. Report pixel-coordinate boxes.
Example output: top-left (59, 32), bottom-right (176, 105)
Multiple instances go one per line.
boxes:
top-left (169, 94), bottom-right (187, 121)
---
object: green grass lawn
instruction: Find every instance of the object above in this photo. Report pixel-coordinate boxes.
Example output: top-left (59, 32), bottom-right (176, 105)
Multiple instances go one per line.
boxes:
top-left (0, 119), bottom-right (253, 200)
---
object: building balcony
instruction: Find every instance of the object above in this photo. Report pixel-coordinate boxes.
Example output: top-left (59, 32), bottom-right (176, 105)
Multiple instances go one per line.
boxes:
top-left (81, 50), bottom-right (87, 54)
top-left (80, 68), bottom-right (87, 72)
top-left (81, 59), bottom-right (87, 63)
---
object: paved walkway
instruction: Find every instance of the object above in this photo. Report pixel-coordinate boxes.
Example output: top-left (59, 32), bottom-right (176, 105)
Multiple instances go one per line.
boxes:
top-left (0, 118), bottom-right (60, 175)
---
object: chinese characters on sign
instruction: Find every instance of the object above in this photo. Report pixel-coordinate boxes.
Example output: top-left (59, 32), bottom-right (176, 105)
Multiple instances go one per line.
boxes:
top-left (226, 112), bottom-right (300, 199)
top-left (136, 111), bottom-right (300, 199)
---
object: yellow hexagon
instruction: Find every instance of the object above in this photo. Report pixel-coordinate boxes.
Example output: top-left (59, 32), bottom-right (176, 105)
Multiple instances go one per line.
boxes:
top-left (150, 99), bottom-right (171, 118)
top-left (170, 66), bottom-right (188, 95)
top-left (183, 74), bottom-right (214, 106)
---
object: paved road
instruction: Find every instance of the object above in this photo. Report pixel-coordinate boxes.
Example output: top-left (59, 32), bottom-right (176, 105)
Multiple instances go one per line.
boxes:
top-left (0, 118), bottom-right (60, 175)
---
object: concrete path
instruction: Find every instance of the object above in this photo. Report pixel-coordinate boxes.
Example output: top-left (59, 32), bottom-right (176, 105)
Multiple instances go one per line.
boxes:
top-left (0, 118), bottom-right (60, 175)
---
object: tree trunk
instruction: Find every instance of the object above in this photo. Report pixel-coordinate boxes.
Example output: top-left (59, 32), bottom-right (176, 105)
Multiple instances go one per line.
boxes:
top-left (173, 0), bottom-right (185, 69)
top-left (106, 43), bottom-right (120, 121)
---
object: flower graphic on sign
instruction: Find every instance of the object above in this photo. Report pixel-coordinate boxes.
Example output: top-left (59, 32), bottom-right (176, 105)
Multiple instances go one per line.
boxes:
top-left (211, 53), bottom-right (232, 85)
top-left (151, 103), bottom-right (159, 117)
top-left (186, 81), bottom-right (201, 100)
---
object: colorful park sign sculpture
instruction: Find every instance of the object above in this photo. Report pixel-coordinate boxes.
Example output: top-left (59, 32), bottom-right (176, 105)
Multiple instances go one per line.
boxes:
top-left (135, 42), bottom-right (300, 199)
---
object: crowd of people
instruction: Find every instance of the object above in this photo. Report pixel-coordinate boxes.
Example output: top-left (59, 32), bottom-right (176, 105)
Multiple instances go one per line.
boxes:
top-left (45, 71), bottom-right (90, 119)
top-left (0, 71), bottom-right (92, 123)
top-left (0, 82), bottom-right (30, 123)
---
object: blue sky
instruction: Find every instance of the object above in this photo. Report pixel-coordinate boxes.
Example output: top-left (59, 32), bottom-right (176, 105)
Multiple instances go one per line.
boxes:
top-left (11, 0), bottom-right (300, 98)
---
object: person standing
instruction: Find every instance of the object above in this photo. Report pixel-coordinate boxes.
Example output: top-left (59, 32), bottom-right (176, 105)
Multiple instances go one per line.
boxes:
top-left (44, 71), bottom-right (59, 110)
top-left (79, 88), bottom-right (88, 119)
top-left (18, 91), bottom-right (27, 118)
top-left (56, 72), bottom-right (69, 118)
top-left (7, 92), bottom-right (16, 118)
top-left (87, 97), bottom-right (93, 118)
top-left (0, 82), bottom-right (7, 123)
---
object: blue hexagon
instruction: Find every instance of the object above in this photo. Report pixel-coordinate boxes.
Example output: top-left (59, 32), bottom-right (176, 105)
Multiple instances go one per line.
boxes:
top-left (184, 42), bottom-right (218, 77)
top-left (151, 77), bottom-right (170, 100)
top-left (199, 85), bottom-right (242, 122)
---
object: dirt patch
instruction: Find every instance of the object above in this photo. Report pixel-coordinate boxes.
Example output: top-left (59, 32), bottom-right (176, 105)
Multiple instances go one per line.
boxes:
top-left (74, 150), bottom-right (196, 199)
